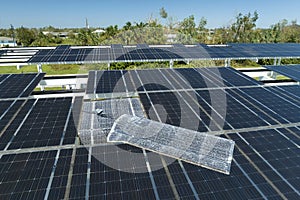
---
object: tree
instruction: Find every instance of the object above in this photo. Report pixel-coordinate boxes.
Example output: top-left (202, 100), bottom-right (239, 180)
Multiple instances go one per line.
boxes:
top-left (159, 7), bottom-right (168, 19)
top-left (134, 22), bottom-right (148, 28)
top-left (76, 29), bottom-right (98, 46)
top-left (196, 17), bottom-right (208, 43)
top-left (198, 17), bottom-right (207, 31)
top-left (9, 25), bottom-right (15, 45)
top-left (231, 11), bottom-right (259, 42)
top-left (16, 26), bottom-right (36, 46)
top-left (179, 15), bottom-right (197, 38)
top-left (123, 22), bottom-right (132, 31)
top-left (167, 16), bottom-right (178, 30)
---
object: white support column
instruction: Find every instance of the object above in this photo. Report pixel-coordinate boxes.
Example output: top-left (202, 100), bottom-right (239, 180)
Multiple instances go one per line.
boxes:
top-left (273, 58), bottom-right (277, 65)
top-left (169, 60), bottom-right (174, 69)
top-left (37, 64), bottom-right (43, 73)
top-left (107, 62), bottom-right (110, 70)
top-left (225, 59), bottom-right (231, 67)
top-left (40, 85), bottom-right (45, 91)
top-left (270, 71), bottom-right (277, 79)
top-left (17, 65), bottom-right (21, 70)
top-left (278, 58), bottom-right (281, 65)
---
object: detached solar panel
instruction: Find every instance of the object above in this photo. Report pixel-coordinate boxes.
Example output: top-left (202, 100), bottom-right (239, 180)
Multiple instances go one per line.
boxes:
top-left (108, 114), bottom-right (235, 174)
top-left (79, 98), bottom-right (144, 145)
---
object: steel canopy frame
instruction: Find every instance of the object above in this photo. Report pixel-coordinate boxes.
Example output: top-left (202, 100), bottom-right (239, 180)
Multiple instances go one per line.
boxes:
top-left (2, 43), bottom-right (300, 66)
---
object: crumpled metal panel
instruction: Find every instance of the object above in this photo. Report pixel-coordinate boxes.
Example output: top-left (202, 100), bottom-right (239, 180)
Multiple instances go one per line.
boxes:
top-left (108, 114), bottom-right (235, 174)
top-left (79, 98), bottom-right (144, 145)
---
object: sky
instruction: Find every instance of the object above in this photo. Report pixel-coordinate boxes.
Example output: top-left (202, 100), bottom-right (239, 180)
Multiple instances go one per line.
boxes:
top-left (1, 0), bottom-right (300, 29)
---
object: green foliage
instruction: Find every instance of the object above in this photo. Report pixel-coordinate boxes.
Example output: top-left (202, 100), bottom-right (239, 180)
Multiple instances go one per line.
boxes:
top-left (1, 11), bottom-right (300, 69)
top-left (198, 17), bottom-right (207, 31)
top-left (231, 11), bottom-right (259, 42)
top-left (231, 60), bottom-right (260, 68)
top-left (0, 65), bottom-right (37, 74)
top-left (179, 15), bottom-right (197, 38)
top-left (281, 58), bottom-right (300, 64)
top-left (104, 26), bottom-right (166, 45)
top-left (76, 29), bottom-right (99, 46)
top-left (123, 22), bottom-right (133, 31)
top-left (159, 7), bottom-right (168, 19)
top-left (16, 26), bottom-right (36, 46)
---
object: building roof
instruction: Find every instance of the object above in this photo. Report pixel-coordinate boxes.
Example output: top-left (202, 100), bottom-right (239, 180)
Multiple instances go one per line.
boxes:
top-left (0, 37), bottom-right (14, 41)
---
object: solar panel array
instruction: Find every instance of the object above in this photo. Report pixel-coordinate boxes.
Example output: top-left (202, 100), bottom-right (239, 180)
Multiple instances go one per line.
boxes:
top-left (27, 43), bottom-right (300, 64)
top-left (1, 64), bottom-right (300, 198)
top-left (80, 66), bottom-right (300, 199)
top-left (264, 64), bottom-right (300, 82)
top-left (0, 48), bottom-right (39, 66)
top-left (108, 114), bottom-right (235, 174)
top-left (0, 96), bottom-right (83, 199)
top-left (0, 73), bottom-right (45, 98)
top-left (85, 67), bottom-right (260, 99)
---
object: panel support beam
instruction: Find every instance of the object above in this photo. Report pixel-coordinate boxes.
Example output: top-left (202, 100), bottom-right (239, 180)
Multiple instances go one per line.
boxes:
top-left (107, 62), bottom-right (110, 70)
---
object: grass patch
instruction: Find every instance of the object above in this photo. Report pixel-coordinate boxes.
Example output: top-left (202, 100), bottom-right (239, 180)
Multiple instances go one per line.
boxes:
top-left (0, 65), bottom-right (38, 74)
top-left (34, 86), bottom-right (66, 91)
top-left (0, 60), bottom-right (261, 75)
top-left (231, 60), bottom-right (261, 68)
top-left (276, 75), bottom-right (291, 80)
top-left (0, 64), bottom-right (112, 75)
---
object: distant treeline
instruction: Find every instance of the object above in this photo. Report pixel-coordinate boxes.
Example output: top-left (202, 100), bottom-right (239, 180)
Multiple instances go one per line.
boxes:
top-left (1, 10), bottom-right (300, 47)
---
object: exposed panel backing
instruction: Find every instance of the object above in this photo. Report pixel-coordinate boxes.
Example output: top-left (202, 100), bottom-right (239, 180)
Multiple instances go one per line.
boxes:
top-left (108, 114), bottom-right (235, 174)
top-left (79, 98), bottom-right (144, 145)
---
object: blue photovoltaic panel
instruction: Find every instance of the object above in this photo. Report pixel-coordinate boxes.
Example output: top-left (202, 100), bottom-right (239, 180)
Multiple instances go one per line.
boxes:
top-left (264, 65), bottom-right (300, 82)
top-left (137, 43), bottom-right (149, 49)
top-left (86, 67), bottom-right (259, 95)
top-left (0, 73), bottom-right (45, 98)
top-left (27, 43), bottom-right (300, 64)
top-left (1, 63), bottom-right (300, 199)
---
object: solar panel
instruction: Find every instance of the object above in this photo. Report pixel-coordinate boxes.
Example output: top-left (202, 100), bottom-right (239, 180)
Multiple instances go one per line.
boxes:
top-left (137, 43), bottom-right (149, 49)
top-left (0, 150), bottom-right (58, 199)
top-left (0, 73), bottom-right (44, 98)
top-left (108, 114), bottom-right (235, 174)
top-left (264, 65), bottom-right (300, 82)
top-left (271, 85), bottom-right (300, 100)
top-left (0, 49), bottom-right (7, 56)
top-left (1, 59), bottom-right (300, 199)
top-left (0, 97), bottom-right (81, 151)
top-left (85, 67), bottom-right (259, 99)
top-left (79, 98), bottom-right (144, 145)
top-left (27, 43), bottom-right (300, 64)
top-left (55, 45), bottom-right (71, 50)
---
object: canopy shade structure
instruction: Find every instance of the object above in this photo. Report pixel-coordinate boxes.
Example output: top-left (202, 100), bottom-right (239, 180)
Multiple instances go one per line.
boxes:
top-left (23, 43), bottom-right (300, 65)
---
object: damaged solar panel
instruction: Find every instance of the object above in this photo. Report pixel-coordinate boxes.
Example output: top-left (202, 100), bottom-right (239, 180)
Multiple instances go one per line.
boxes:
top-left (108, 114), bottom-right (235, 174)
top-left (79, 98), bottom-right (144, 145)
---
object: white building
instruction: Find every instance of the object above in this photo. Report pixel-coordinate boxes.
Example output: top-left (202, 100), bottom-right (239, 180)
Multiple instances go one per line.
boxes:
top-left (93, 29), bottom-right (105, 35)
top-left (0, 37), bottom-right (17, 47)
